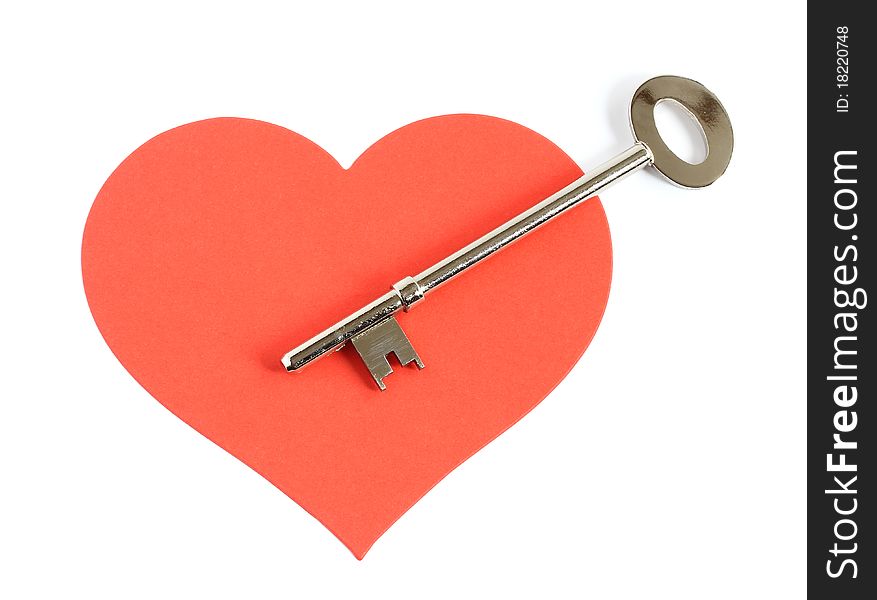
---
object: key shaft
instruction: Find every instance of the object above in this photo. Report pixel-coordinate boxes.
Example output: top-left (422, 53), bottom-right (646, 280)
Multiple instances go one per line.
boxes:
top-left (281, 143), bottom-right (651, 373)
top-left (413, 143), bottom-right (651, 295)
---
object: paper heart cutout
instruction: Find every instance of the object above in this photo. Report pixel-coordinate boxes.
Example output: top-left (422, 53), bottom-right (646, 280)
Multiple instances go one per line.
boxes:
top-left (82, 116), bottom-right (612, 558)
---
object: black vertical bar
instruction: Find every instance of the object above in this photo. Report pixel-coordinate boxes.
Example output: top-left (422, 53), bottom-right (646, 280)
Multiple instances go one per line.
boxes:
top-left (808, 3), bottom-right (872, 597)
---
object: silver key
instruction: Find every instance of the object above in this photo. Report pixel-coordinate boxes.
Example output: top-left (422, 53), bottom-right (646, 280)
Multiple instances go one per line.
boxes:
top-left (281, 76), bottom-right (734, 389)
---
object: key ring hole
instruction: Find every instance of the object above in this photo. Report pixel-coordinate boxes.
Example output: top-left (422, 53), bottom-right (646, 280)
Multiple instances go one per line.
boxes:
top-left (653, 98), bottom-right (708, 165)
top-left (630, 75), bottom-right (733, 188)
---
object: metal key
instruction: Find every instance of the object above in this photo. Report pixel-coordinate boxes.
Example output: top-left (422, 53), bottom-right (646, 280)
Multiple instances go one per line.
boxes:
top-left (281, 75), bottom-right (734, 389)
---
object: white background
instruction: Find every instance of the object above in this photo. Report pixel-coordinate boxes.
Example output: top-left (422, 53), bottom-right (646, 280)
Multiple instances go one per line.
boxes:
top-left (0, 1), bottom-right (805, 598)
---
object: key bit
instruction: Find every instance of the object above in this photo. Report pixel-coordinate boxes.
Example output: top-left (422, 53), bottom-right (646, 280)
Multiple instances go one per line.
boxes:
top-left (281, 76), bottom-right (734, 389)
top-left (350, 317), bottom-right (424, 390)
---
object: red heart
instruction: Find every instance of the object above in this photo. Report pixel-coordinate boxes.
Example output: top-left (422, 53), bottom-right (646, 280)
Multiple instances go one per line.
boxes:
top-left (82, 116), bottom-right (612, 558)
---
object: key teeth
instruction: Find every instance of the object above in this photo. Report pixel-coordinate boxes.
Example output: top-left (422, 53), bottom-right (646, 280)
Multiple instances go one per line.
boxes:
top-left (405, 355), bottom-right (424, 370)
top-left (350, 316), bottom-right (423, 390)
top-left (369, 358), bottom-right (394, 391)
top-left (395, 352), bottom-right (425, 371)
top-left (372, 352), bottom-right (424, 391)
